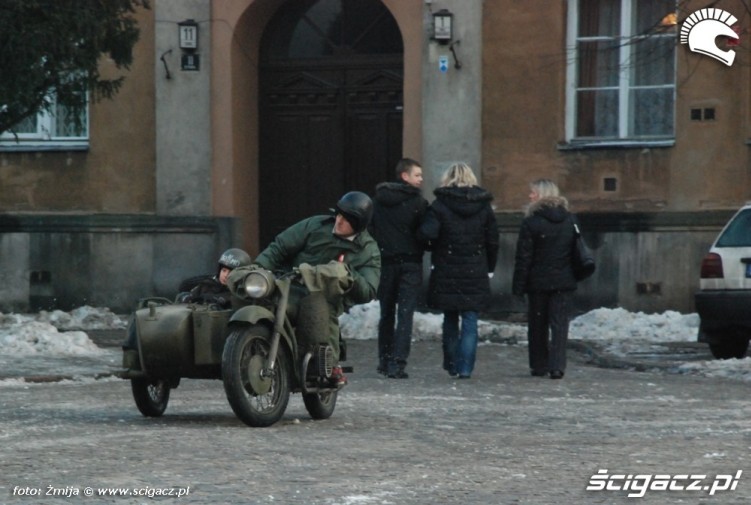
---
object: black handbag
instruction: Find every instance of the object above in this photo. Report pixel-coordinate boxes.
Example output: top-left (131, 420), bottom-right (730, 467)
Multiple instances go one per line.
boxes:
top-left (572, 222), bottom-right (595, 281)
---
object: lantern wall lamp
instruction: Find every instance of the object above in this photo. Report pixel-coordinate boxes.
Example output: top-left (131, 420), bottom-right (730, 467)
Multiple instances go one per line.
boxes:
top-left (432, 9), bottom-right (453, 45)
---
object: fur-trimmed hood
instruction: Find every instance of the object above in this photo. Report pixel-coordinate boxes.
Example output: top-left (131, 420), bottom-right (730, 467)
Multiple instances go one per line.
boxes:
top-left (525, 196), bottom-right (569, 221)
top-left (434, 185), bottom-right (494, 218)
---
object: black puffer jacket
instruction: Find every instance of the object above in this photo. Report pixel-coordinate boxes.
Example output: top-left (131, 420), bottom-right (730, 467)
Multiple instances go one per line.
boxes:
top-left (419, 186), bottom-right (499, 311)
top-left (369, 182), bottom-right (429, 264)
top-left (512, 197), bottom-right (577, 295)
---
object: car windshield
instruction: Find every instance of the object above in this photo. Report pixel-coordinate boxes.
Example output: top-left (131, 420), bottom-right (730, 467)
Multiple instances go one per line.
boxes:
top-left (716, 208), bottom-right (751, 247)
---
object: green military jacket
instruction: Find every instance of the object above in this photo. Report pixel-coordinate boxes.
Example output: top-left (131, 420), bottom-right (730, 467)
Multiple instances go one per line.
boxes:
top-left (245, 215), bottom-right (381, 313)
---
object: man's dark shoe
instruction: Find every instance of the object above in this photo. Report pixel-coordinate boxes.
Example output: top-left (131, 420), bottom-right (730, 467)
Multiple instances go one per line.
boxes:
top-left (376, 364), bottom-right (388, 376)
top-left (549, 370), bottom-right (564, 380)
top-left (530, 369), bottom-right (547, 377)
top-left (388, 369), bottom-right (409, 379)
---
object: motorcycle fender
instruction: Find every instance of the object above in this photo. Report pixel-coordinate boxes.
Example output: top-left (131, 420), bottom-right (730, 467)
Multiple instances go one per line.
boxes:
top-left (229, 305), bottom-right (276, 326)
top-left (228, 306), bottom-right (299, 381)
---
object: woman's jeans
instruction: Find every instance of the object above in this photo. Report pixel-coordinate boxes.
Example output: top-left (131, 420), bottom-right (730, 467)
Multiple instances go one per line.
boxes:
top-left (442, 310), bottom-right (479, 376)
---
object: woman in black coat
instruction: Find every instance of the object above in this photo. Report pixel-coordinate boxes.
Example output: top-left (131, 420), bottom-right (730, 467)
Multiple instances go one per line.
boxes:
top-left (419, 163), bottom-right (499, 378)
top-left (512, 179), bottom-right (577, 379)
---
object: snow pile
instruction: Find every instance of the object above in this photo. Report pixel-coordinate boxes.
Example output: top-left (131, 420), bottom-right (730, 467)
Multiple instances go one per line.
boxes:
top-left (0, 305), bottom-right (126, 357)
top-left (0, 322), bottom-right (102, 356)
top-left (570, 308), bottom-right (699, 342)
top-left (0, 303), bottom-right (748, 383)
top-left (36, 305), bottom-right (128, 330)
top-left (569, 308), bottom-right (700, 356)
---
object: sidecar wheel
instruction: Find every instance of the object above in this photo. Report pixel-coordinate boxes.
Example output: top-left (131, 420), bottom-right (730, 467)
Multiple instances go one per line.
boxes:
top-left (131, 378), bottom-right (170, 417)
top-left (302, 390), bottom-right (338, 420)
top-left (222, 325), bottom-right (291, 427)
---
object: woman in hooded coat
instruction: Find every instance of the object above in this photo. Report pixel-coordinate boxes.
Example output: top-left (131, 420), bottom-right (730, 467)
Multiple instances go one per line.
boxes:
top-left (419, 163), bottom-right (499, 379)
top-left (512, 179), bottom-right (578, 379)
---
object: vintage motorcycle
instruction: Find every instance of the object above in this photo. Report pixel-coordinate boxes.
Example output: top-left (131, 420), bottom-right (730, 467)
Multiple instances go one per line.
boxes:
top-left (119, 263), bottom-right (352, 427)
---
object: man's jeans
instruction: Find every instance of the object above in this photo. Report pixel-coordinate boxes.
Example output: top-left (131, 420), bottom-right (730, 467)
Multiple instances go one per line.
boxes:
top-left (377, 263), bottom-right (422, 373)
top-left (442, 310), bottom-right (479, 377)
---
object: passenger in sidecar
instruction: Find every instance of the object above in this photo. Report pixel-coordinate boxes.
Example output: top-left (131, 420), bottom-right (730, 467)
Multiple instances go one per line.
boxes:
top-left (176, 248), bottom-right (252, 309)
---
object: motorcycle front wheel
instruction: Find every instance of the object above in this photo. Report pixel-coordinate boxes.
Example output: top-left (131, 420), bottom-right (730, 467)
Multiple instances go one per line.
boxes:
top-left (302, 390), bottom-right (338, 420)
top-left (131, 378), bottom-right (170, 417)
top-left (222, 325), bottom-right (291, 427)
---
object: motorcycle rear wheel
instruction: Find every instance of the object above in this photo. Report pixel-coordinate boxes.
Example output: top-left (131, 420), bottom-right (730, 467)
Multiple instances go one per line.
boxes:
top-left (302, 390), bottom-right (338, 420)
top-left (131, 378), bottom-right (170, 417)
top-left (222, 325), bottom-right (291, 427)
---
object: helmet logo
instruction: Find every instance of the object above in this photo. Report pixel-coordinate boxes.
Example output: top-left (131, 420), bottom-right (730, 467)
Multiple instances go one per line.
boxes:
top-left (218, 248), bottom-right (252, 271)
top-left (680, 8), bottom-right (739, 66)
top-left (220, 256), bottom-right (241, 267)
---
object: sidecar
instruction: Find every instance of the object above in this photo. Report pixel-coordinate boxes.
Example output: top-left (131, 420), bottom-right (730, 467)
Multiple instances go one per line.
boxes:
top-left (119, 299), bottom-right (233, 417)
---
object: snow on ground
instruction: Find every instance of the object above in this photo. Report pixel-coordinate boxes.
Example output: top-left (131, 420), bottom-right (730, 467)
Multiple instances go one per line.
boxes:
top-left (0, 302), bottom-right (749, 383)
top-left (0, 306), bottom-right (126, 356)
top-left (0, 306), bottom-right (126, 381)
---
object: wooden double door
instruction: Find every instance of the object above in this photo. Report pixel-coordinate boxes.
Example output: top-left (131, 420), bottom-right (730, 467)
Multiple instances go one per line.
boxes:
top-left (259, 58), bottom-right (403, 246)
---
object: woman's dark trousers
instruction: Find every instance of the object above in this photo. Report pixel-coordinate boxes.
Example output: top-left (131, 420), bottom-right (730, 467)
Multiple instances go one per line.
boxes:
top-left (527, 290), bottom-right (573, 374)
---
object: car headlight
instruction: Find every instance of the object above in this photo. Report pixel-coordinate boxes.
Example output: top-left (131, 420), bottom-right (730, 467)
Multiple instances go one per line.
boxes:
top-left (243, 270), bottom-right (275, 299)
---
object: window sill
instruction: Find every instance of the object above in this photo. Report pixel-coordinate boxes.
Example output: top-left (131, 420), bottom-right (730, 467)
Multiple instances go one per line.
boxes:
top-left (0, 142), bottom-right (89, 153)
top-left (557, 139), bottom-right (675, 151)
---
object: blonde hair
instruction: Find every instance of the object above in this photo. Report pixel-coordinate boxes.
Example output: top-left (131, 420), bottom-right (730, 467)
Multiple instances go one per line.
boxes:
top-left (441, 162), bottom-right (477, 188)
top-left (530, 179), bottom-right (560, 199)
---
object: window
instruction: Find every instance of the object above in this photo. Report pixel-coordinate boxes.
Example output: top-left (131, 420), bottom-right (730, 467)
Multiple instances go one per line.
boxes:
top-left (260, 0), bottom-right (402, 61)
top-left (566, 0), bottom-right (676, 144)
top-left (717, 208), bottom-right (751, 247)
top-left (0, 94), bottom-right (89, 151)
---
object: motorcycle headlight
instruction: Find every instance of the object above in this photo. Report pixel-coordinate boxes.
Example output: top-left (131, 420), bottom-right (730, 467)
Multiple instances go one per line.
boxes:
top-left (243, 270), bottom-right (275, 299)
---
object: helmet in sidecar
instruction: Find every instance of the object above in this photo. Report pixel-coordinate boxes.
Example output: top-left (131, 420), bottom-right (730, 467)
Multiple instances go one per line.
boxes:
top-left (217, 248), bottom-right (252, 275)
top-left (334, 191), bottom-right (373, 233)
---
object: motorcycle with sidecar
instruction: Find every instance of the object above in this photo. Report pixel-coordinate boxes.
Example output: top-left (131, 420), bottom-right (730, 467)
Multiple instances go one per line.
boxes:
top-left (119, 263), bottom-right (352, 427)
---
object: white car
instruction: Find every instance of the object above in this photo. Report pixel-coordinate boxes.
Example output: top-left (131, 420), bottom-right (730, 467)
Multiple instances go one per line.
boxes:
top-left (695, 203), bottom-right (751, 359)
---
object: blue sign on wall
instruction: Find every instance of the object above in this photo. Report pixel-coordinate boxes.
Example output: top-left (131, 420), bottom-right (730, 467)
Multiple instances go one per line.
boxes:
top-left (439, 56), bottom-right (449, 73)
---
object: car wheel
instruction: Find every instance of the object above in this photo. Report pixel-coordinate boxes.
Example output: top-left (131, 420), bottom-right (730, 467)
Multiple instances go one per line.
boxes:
top-left (708, 339), bottom-right (750, 359)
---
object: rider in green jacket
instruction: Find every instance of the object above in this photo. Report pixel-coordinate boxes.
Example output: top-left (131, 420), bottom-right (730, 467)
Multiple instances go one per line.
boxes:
top-left (229, 192), bottom-right (381, 382)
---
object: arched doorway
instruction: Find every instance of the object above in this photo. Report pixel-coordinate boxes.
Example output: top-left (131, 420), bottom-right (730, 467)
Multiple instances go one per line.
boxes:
top-left (258, 0), bottom-right (404, 246)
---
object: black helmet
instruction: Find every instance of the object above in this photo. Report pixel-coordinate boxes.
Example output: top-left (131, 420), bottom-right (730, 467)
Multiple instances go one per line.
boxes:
top-left (217, 248), bottom-right (252, 274)
top-left (335, 191), bottom-right (373, 233)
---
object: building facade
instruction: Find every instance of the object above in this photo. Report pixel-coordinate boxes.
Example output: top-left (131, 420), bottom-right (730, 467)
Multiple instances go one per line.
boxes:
top-left (0, 0), bottom-right (748, 314)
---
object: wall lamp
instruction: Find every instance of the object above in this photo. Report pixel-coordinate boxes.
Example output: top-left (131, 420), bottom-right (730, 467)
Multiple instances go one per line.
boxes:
top-left (432, 9), bottom-right (453, 45)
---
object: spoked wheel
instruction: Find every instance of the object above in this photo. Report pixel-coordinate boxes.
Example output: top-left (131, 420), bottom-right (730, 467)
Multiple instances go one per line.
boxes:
top-left (131, 378), bottom-right (170, 417)
top-left (302, 390), bottom-right (338, 420)
top-left (222, 325), bottom-right (291, 427)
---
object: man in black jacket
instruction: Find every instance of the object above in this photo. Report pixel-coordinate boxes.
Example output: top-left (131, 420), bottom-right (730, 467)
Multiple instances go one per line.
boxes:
top-left (370, 158), bottom-right (429, 378)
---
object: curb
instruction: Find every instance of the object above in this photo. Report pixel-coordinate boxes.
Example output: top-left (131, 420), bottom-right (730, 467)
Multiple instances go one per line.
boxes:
top-left (567, 340), bottom-right (681, 372)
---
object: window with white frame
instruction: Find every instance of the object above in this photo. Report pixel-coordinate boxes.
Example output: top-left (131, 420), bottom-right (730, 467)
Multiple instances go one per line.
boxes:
top-left (566, 0), bottom-right (676, 143)
top-left (0, 95), bottom-right (89, 149)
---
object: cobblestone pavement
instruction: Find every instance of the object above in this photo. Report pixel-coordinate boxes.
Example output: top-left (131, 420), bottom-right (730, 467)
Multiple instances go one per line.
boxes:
top-left (1, 337), bottom-right (749, 504)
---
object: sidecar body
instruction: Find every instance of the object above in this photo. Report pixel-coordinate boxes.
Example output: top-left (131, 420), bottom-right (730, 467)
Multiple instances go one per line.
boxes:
top-left (121, 301), bottom-right (232, 381)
